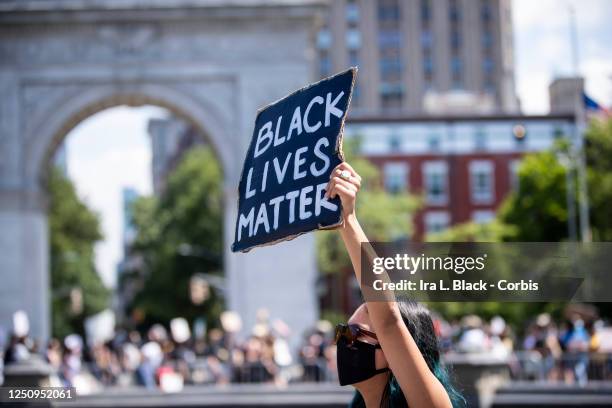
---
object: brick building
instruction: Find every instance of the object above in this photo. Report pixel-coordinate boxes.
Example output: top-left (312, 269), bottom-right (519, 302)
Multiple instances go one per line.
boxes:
top-left (345, 113), bottom-right (576, 239)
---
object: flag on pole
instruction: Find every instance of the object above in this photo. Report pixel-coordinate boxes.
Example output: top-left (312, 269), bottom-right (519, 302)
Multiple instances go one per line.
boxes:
top-left (583, 93), bottom-right (610, 117)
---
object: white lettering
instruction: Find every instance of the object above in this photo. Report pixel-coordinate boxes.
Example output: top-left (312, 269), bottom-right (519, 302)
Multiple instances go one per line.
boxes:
top-left (299, 185), bottom-right (313, 220)
top-left (310, 137), bottom-right (330, 177)
top-left (303, 96), bottom-right (324, 133)
top-left (254, 121), bottom-right (273, 158)
top-left (294, 146), bottom-right (308, 180)
top-left (287, 107), bottom-right (303, 140)
top-left (325, 91), bottom-right (344, 126)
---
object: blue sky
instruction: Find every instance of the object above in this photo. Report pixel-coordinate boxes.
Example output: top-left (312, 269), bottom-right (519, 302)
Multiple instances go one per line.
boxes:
top-left (65, 0), bottom-right (612, 287)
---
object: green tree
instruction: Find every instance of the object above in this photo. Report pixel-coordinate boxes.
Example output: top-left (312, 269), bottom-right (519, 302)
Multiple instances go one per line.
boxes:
top-left (498, 145), bottom-right (572, 241)
top-left (425, 118), bottom-right (612, 323)
top-left (316, 138), bottom-right (419, 317)
top-left (585, 118), bottom-right (612, 241)
top-left (48, 168), bottom-right (109, 338)
top-left (129, 146), bottom-right (224, 327)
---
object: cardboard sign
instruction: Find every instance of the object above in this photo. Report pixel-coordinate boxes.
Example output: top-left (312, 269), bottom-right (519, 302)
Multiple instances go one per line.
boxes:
top-left (232, 68), bottom-right (356, 252)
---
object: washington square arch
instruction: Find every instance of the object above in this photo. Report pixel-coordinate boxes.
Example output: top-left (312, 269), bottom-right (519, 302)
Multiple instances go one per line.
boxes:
top-left (0, 0), bottom-right (326, 344)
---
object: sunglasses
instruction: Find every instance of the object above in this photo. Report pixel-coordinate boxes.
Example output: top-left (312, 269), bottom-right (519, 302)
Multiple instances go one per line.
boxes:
top-left (334, 323), bottom-right (378, 346)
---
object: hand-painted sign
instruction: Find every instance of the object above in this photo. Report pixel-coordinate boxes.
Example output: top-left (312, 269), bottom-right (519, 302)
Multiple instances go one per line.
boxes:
top-left (232, 68), bottom-right (356, 252)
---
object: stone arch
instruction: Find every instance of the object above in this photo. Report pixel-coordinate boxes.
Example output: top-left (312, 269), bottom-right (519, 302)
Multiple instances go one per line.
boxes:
top-left (25, 82), bottom-right (237, 191)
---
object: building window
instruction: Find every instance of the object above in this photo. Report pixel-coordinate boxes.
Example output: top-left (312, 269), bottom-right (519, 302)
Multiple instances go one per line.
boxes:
top-left (423, 161), bottom-right (448, 205)
top-left (389, 134), bottom-right (401, 151)
top-left (317, 29), bottom-right (332, 50)
top-left (428, 133), bottom-right (441, 151)
top-left (474, 128), bottom-right (487, 151)
top-left (472, 210), bottom-right (495, 224)
top-left (319, 53), bottom-right (331, 77)
top-left (483, 58), bottom-right (494, 75)
top-left (380, 83), bottom-right (403, 109)
top-left (384, 162), bottom-right (409, 193)
top-left (421, 30), bottom-right (433, 49)
top-left (380, 55), bottom-right (402, 77)
top-left (451, 30), bottom-right (461, 50)
top-left (379, 30), bottom-right (402, 49)
top-left (421, 0), bottom-right (432, 22)
top-left (553, 126), bottom-right (565, 139)
top-left (346, 29), bottom-right (362, 50)
top-left (346, 1), bottom-right (360, 24)
top-left (469, 160), bottom-right (494, 204)
top-left (378, 0), bottom-right (401, 22)
top-left (449, 0), bottom-right (461, 22)
top-left (451, 56), bottom-right (463, 88)
top-left (425, 211), bottom-right (450, 234)
top-left (481, 0), bottom-right (492, 22)
top-left (352, 84), bottom-right (361, 106)
top-left (482, 31), bottom-right (493, 49)
top-left (349, 49), bottom-right (360, 67)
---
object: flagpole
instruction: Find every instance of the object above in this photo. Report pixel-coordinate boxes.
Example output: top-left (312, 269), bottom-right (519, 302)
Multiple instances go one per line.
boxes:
top-left (568, 4), bottom-right (592, 242)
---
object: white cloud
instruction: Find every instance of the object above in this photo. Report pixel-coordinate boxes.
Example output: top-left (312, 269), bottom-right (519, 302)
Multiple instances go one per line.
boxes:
top-left (65, 106), bottom-right (168, 288)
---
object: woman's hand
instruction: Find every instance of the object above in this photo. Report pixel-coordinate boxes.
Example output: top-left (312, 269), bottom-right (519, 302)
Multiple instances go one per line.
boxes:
top-left (324, 162), bottom-right (362, 218)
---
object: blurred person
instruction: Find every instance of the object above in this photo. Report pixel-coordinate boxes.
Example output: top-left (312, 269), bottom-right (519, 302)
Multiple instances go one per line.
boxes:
top-left (521, 314), bottom-right (561, 381)
top-left (560, 315), bottom-right (591, 385)
top-left (326, 162), bottom-right (464, 408)
top-left (456, 315), bottom-right (489, 354)
top-left (138, 340), bottom-right (162, 388)
top-left (489, 316), bottom-right (513, 358)
top-left (46, 338), bottom-right (63, 372)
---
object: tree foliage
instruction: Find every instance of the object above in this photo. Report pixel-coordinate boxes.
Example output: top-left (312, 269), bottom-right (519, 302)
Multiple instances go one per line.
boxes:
top-left (128, 146), bottom-right (224, 327)
top-left (48, 168), bottom-right (109, 338)
top-left (316, 138), bottom-right (419, 275)
top-left (425, 118), bottom-right (612, 323)
top-left (585, 118), bottom-right (612, 241)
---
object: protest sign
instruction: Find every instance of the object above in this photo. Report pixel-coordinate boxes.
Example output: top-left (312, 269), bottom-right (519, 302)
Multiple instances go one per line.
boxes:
top-left (232, 68), bottom-right (356, 252)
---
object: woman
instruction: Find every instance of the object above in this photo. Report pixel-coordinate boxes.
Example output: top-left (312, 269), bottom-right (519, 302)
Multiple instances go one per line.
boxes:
top-left (325, 162), bottom-right (464, 408)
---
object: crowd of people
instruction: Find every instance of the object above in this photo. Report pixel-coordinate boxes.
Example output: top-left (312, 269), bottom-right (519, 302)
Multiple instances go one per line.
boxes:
top-left (1, 308), bottom-right (612, 394)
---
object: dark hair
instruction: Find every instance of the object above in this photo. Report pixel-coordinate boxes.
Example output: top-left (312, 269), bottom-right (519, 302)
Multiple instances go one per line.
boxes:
top-left (350, 297), bottom-right (465, 408)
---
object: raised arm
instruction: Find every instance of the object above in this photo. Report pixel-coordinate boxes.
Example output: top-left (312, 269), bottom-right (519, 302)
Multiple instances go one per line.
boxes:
top-left (325, 162), bottom-right (452, 408)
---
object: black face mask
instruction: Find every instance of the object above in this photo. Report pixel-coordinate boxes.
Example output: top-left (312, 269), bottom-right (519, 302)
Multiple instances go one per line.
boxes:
top-left (336, 337), bottom-right (389, 386)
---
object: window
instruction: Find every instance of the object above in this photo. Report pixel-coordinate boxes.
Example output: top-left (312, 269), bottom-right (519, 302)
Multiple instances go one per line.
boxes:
top-left (379, 30), bottom-right (402, 49)
top-left (472, 210), bottom-right (495, 224)
top-left (474, 128), bottom-right (487, 151)
top-left (482, 31), bottom-right (493, 49)
top-left (421, 0), bottom-right (432, 22)
top-left (349, 50), bottom-right (360, 67)
top-left (346, 2), bottom-right (360, 24)
top-left (451, 30), bottom-right (461, 50)
top-left (469, 160), bottom-right (494, 204)
top-left (427, 133), bottom-right (441, 151)
top-left (423, 161), bottom-right (448, 205)
top-left (317, 29), bottom-right (332, 50)
top-left (421, 30), bottom-right (433, 49)
top-left (384, 162), bottom-right (409, 193)
top-left (425, 211), bottom-right (450, 234)
top-left (380, 83), bottom-right (403, 109)
top-left (319, 53), bottom-right (331, 77)
top-left (452, 56), bottom-right (462, 72)
top-left (483, 58), bottom-right (494, 74)
top-left (449, 0), bottom-right (461, 22)
top-left (380, 56), bottom-right (402, 76)
top-left (346, 29), bottom-right (362, 50)
top-left (481, 0), bottom-right (492, 22)
top-left (389, 134), bottom-right (401, 150)
top-left (379, 1), bottom-right (401, 21)
top-left (352, 84), bottom-right (361, 106)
